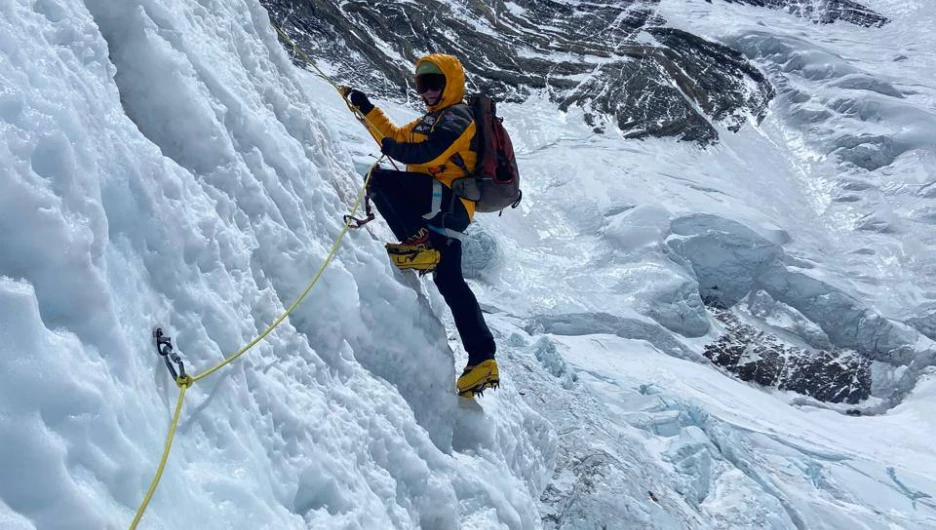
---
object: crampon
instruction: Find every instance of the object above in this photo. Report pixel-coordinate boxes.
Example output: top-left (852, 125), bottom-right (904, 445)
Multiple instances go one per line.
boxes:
top-left (456, 359), bottom-right (499, 398)
top-left (458, 380), bottom-right (499, 399)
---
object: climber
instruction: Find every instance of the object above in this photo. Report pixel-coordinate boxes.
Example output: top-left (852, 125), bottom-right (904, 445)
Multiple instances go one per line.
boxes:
top-left (340, 54), bottom-right (498, 398)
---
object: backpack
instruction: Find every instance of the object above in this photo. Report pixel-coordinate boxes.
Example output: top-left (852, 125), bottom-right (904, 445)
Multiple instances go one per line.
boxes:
top-left (450, 94), bottom-right (522, 214)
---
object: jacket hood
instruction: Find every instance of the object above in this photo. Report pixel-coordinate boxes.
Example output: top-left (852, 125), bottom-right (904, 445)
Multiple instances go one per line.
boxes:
top-left (415, 54), bottom-right (465, 112)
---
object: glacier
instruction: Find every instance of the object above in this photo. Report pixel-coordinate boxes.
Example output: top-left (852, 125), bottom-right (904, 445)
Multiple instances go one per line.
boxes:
top-left (1, 0), bottom-right (935, 528)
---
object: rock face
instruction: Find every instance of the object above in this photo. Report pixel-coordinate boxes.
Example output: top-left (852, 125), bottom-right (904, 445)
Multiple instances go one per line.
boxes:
top-left (704, 311), bottom-right (871, 404)
top-left (262, 0), bottom-right (775, 143)
top-left (718, 0), bottom-right (889, 27)
top-left (260, 0), bottom-right (886, 143)
top-left (261, 0), bottom-right (886, 141)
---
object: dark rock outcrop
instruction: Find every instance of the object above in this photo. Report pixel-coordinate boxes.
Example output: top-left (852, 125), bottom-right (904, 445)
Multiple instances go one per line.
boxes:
top-left (261, 0), bottom-right (886, 142)
top-left (262, 0), bottom-right (774, 143)
top-left (718, 0), bottom-right (889, 27)
top-left (704, 311), bottom-right (871, 404)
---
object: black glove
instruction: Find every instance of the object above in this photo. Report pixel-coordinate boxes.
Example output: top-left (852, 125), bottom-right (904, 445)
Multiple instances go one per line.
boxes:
top-left (347, 89), bottom-right (373, 114)
top-left (380, 137), bottom-right (399, 158)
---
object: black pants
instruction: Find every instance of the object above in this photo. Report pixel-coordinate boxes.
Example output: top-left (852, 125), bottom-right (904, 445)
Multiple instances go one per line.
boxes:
top-left (368, 169), bottom-right (496, 365)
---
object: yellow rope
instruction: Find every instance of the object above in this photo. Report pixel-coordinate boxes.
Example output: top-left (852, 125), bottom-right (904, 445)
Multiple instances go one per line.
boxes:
top-left (271, 24), bottom-right (338, 89)
top-left (129, 380), bottom-right (189, 530)
top-left (129, 20), bottom-right (393, 529)
top-left (192, 165), bottom-right (374, 384)
top-left (270, 22), bottom-right (389, 143)
top-left (129, 167), bottom-right (374, 529)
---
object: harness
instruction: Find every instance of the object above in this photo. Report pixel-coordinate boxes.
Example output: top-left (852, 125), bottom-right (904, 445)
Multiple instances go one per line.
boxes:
top-left (423, 180), bottom-right (467, 241)
top-left (417, 106), bottom-right (472, 241)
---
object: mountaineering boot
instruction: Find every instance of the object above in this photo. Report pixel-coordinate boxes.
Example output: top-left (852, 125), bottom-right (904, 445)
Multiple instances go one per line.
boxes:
top-left (457, 359), bottom-right (499, 398)
top-left (386, 228), bottom-right (440, 273)
top-left (391, 227), bottom-right (431, 249)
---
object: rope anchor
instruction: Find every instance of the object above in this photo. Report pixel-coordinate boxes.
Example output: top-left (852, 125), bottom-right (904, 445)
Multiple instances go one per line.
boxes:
top-left (153, 328), bottom-right (187, 383)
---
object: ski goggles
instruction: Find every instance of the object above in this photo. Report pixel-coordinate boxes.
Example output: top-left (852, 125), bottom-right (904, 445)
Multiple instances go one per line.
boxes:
top-left (415, 73), bottom-right (446, 94)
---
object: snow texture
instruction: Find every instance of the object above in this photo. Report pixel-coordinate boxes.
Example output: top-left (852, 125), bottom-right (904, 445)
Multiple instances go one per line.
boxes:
top-left (1, 0), bottom-right (935, 528)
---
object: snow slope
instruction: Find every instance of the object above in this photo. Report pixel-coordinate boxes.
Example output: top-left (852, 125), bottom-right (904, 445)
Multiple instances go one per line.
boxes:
top-left (1, 0), bottom-right (935, 528)
top-left (0, 0), bottom-right (552, 528)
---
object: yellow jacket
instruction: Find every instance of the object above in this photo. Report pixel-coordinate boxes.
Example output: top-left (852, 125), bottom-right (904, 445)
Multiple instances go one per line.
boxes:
top-left (363, 54), bottom-right (477, 218)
